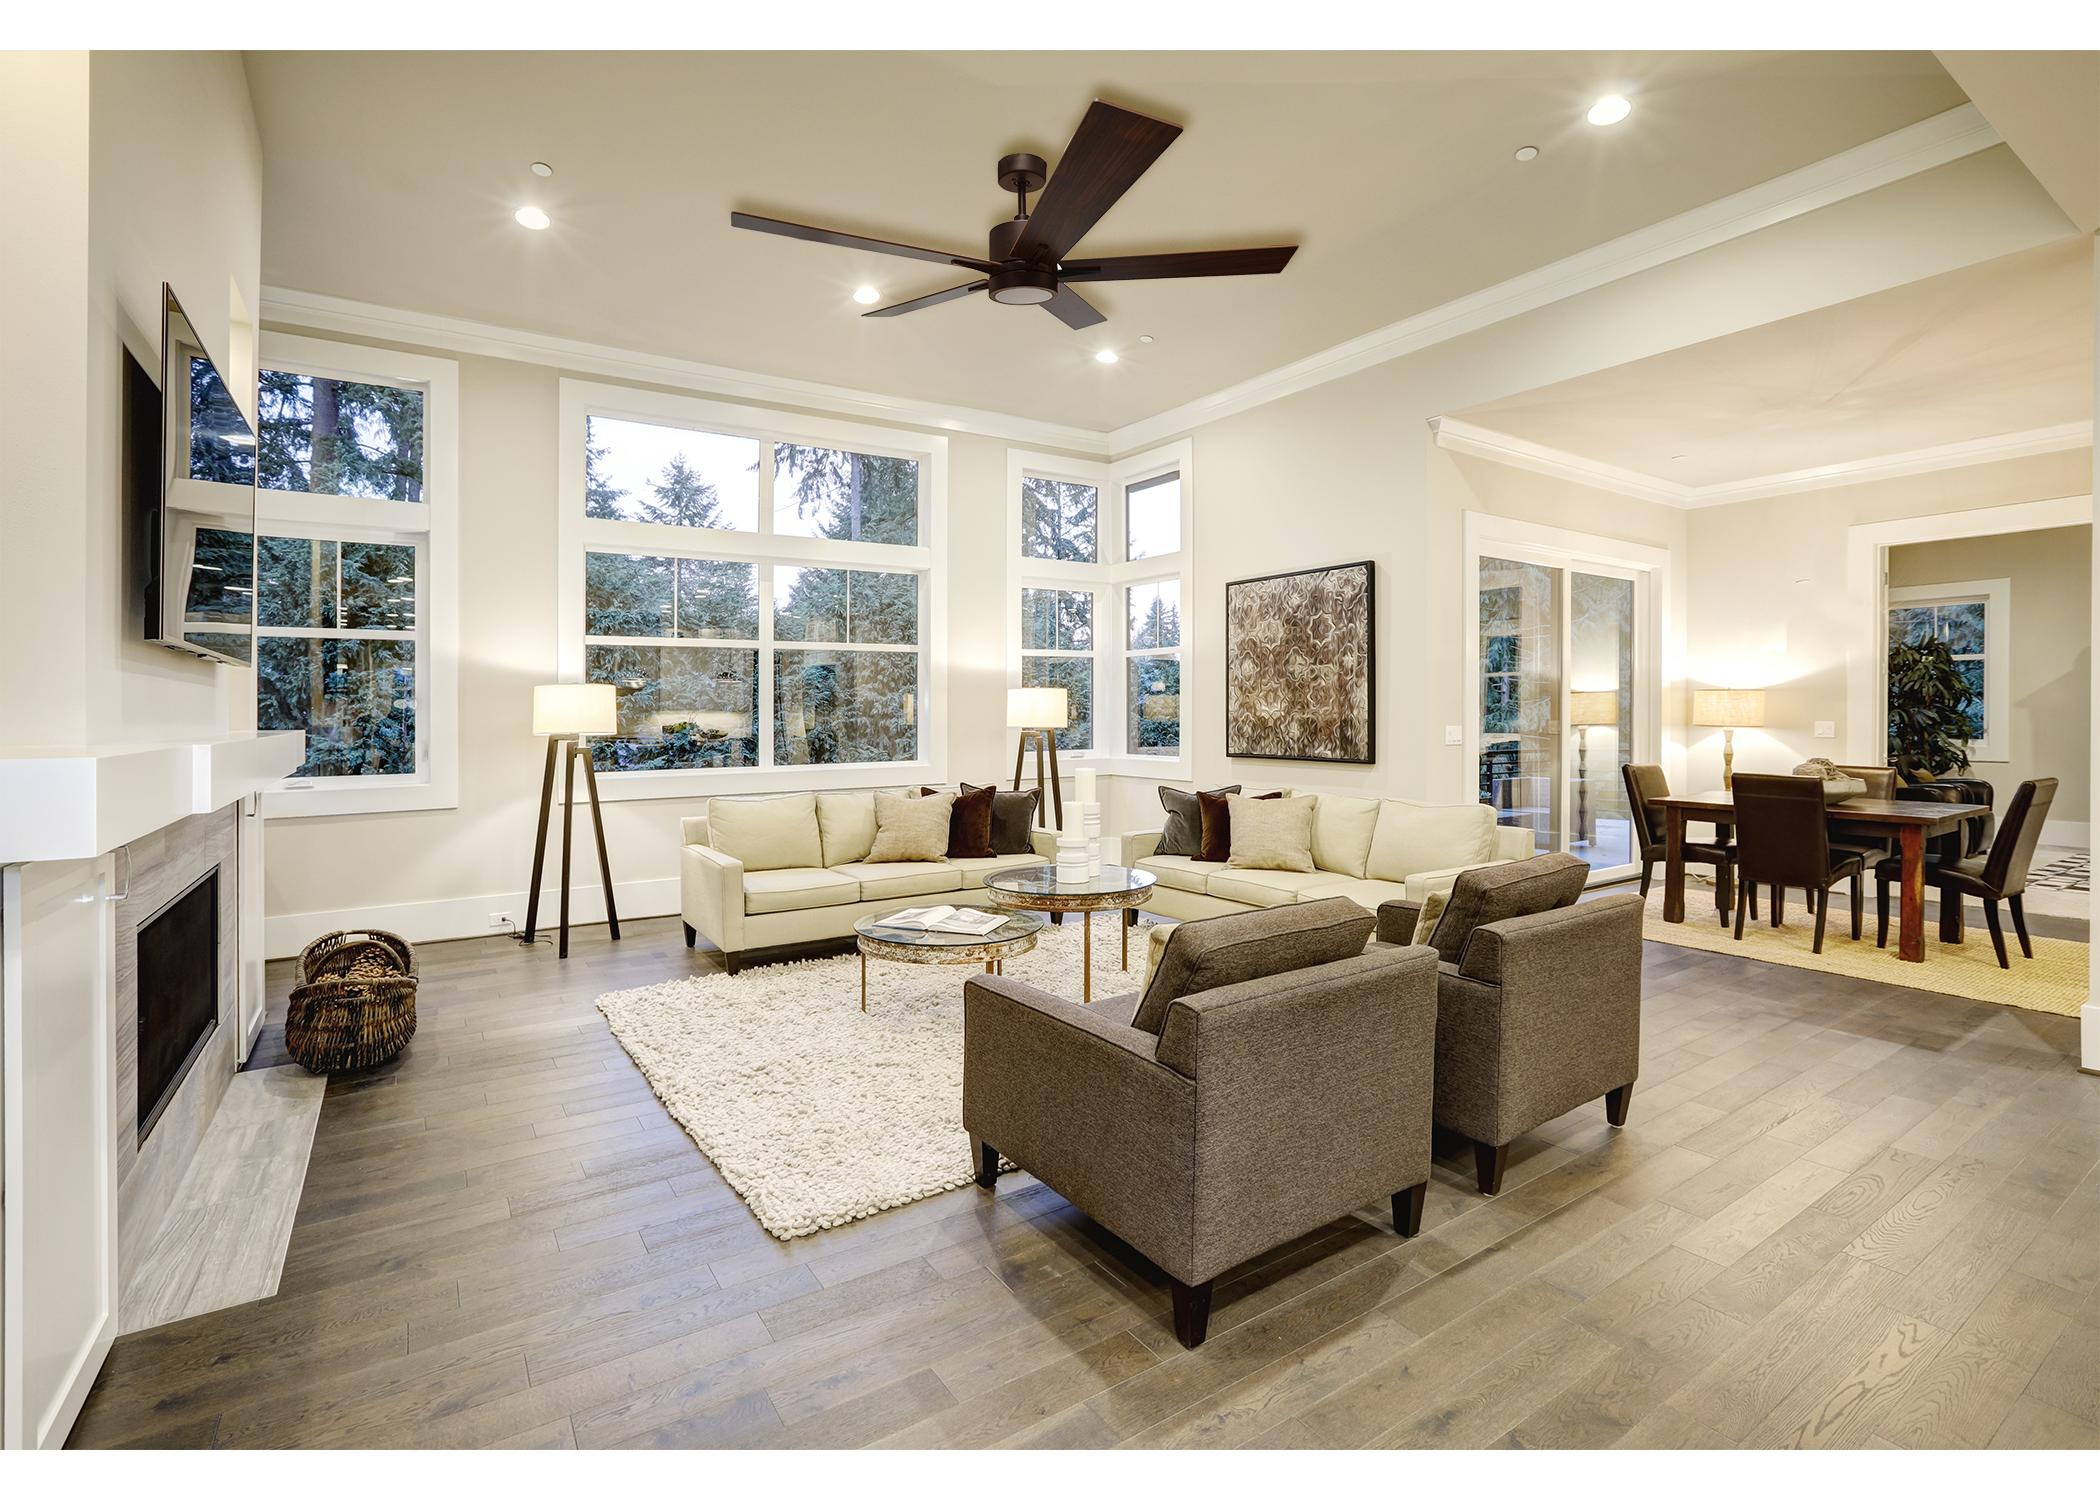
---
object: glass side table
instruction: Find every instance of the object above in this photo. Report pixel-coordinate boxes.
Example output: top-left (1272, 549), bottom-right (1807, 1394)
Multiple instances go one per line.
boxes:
top-left (979, 864), bottom-right (1157, 1003)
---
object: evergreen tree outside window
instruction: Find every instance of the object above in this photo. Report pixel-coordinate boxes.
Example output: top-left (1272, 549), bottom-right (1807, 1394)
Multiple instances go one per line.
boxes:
top-left (1126, 579), bottom-right (1181, 755)
top-left (255, 538), bottom-right (420, 777)
top-left (1021, 477), bottom-right (1098, 562)
top-left (586, 417), bottom-right (759, 531)
top-left (257, 370), bottom-right (421, 501)
top-left (775, 445), bottom-right (919, 545)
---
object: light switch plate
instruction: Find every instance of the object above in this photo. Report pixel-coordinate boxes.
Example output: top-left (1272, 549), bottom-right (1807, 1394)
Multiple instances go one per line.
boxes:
top-left (1814, 722), bottom-right (1836, 739)
top-left (1445, 726), bottom-right (1463, 745)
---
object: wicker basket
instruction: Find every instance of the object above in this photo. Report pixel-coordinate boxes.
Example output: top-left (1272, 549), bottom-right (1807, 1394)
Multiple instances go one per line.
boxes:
top-left (287, 929), bottom-right (419, 1074)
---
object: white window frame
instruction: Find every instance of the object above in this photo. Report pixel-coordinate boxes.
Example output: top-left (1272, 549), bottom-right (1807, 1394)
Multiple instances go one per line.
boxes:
top-left (258, 333), bottom-right (460, 817)
top-left (1006, 439), bottom-right (1194, 779)
top-left (1888, 577), bottom-right (2010, 762)
top-left (559, 380), bottom-right (948, 800)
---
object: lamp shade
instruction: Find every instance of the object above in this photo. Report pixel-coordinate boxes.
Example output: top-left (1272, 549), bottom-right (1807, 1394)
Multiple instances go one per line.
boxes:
top-left (1693, 688), bottom-right (1765, 729)
top-left (533, 683), bottom-right (617, 736)
top-left (1007, 686), bottom-right (1069, 729)
top-left (1568, 691), bottom-right (1619, 727)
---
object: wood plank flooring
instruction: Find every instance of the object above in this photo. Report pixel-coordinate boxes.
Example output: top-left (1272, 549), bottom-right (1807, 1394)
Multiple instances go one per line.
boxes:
top-left (68, 913), bottom-right (2099, 1450)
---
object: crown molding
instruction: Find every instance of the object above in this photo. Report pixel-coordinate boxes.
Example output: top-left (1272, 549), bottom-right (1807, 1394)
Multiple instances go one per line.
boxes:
top-left (257, 286), bottom-right (1113, 457)
top-left (1104, 104), bottom-right (2004, 455)
top-left (1430, 414), bottom-right (2095, 509)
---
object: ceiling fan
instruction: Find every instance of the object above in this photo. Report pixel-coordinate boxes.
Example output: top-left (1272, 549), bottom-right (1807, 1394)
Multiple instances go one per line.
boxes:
top-left (730, 99), bottom-right (1297, 331)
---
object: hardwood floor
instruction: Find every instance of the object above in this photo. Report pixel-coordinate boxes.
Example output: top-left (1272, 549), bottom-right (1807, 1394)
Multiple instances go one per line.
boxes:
top-left (68, 915), bottom-right (2099, 1450)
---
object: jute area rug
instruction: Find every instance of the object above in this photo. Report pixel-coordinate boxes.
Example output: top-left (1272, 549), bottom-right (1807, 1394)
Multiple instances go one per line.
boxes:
top-left (1639, 888), bottom-right (2087, 1017)
top-left (597, 917), bottom-right (1148, 1241)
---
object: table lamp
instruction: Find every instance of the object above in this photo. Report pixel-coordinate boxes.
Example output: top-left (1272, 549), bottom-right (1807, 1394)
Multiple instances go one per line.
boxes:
top-left (1008, 686), bottom-right (1069, 830)
top-left (1693, 689), bottom-right (1765, 790)
top-left (524, 683), bottom-right (621, 959)
top-left (1568, 690), bottom-right (1619, 847)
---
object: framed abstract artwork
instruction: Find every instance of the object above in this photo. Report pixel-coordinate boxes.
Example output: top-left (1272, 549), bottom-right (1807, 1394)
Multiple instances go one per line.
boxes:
top-left (1224, 559), bottom-right (1375, 763)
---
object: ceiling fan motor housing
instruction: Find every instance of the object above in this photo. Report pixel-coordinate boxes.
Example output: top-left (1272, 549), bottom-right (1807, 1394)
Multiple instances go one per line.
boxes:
top-left (988, 266), bottom-right (1059, 305)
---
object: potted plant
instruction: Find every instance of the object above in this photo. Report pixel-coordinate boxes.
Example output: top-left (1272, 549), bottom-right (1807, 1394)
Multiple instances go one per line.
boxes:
top-left (1886, 633), bottom-right (1975, 784)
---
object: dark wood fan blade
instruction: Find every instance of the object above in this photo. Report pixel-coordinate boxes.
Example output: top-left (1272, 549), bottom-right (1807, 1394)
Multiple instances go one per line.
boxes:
top-left (863, 281), bottom-right (988, 317)
top-left (1014, 101), bottom-right (1183, 265)
top-left (1057, 246), bottom-right (1297, 281)
top-left (1040, 283), bottom-right (1107, 330)
top-left (730, 212), bottom-right (1002, 274)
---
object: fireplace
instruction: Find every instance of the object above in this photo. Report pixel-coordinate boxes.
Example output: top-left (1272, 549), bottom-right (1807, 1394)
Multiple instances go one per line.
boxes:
top-left (136, 867), bottom-right (220, 1143)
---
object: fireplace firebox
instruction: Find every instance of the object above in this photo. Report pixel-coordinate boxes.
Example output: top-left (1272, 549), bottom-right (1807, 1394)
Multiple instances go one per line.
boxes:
top-left (137, 866), bottom-right (220, 1143)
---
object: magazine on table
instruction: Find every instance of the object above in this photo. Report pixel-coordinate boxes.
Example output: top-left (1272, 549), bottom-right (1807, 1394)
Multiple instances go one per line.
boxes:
top-left (876, 905), bottom-right (1010, 936)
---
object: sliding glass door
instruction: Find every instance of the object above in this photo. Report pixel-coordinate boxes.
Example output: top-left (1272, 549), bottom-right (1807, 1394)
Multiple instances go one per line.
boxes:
top-left (1477, 551), bottom-right (1645, 880)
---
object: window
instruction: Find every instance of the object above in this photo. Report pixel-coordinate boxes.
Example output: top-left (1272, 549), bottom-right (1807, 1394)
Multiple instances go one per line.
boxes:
top-left (562, 383), bottom-right (946, 793)
top-left (1888, 577), bottom-right (2009, 758)
top-left (1007, 444), bottom-right (1191, 773)
top-left (256, 334), bottom-right (458, 816)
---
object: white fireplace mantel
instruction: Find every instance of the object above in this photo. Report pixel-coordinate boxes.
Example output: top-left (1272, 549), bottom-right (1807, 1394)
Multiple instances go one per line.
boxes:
top-left (0, 733), bottom-right (306, 862)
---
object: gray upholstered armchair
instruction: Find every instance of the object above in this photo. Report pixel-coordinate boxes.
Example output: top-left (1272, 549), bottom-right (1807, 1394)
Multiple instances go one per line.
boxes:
top-left (962, 898), bottom-right (1439, 1350)
top-left (1377, 855), bottom-right (1645, 1195)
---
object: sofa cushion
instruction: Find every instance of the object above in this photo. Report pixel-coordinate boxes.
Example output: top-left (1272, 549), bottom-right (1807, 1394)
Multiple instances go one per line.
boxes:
top-left (1198, 788), bottom-right (1281, 863)
top-left (1300, 876), bottom-right (1412, 910)
top-left (1426, 852), bottom-right (1590, 966)
top-left (1365, 799), bottom-right (1497, 884)
top-left (743, 867), bottom-right (861, 915)
top-left (869, 791), bottom-right (952, 862)
top-left (709, 793), bottom-right (822, 872)
top-left (1138, 855), bottom-right (1226, 895)
top-left (815, 792), bottom-right (877, 867)
top-left (1132, 896), bottom-right (1375, 1035)
top-left (1207, 868), bottom-right (1339, 907)
top-left (1225, 793), bottom-right (1317, 872)
top-left (964, 782), bottom-right (1041, 855)
top-left (1157, 784), bottom-right (1239, 857)
top-left (950, 854), bottom-right (1049, 889)
top-left (1311, 792), bottom-right (1380, 879)
top-left (834, 861), bottom-right (965, 901)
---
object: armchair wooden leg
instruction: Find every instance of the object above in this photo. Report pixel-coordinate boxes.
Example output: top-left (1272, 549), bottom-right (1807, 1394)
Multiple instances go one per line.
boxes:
top-left (1876, 877), bottom-right (1890, 948)
top-left (2009, 894), bottom-right (2033, 957)
top-left (1605, 1083), bottom-right (1633, 1127)
top-left (1474, 1140), bottom-right (1509, 1196)
top-left (683, 922), bottom-right (697, 949)
top-left (724, 951), bottom-right (741, 976)
top-left (1983, 899), bottom-right (2010, 969)
top-left (974, 1141), bottom-right (999, 1190)
top-left (1393, 1180), bottom-right (1428, 1237)
top-left (1170, 1277), bottom-right (1215, 1350)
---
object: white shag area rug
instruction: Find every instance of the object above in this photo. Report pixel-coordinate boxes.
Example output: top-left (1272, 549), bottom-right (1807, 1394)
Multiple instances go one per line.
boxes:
top-left (596, 916), bottom-right (1155, 1240)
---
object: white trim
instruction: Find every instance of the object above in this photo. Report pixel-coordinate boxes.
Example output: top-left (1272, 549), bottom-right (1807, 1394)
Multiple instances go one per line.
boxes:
top-left (1888, 578), bottom-right (2011, 762)
top-left (1107, 105), bottom-right (2003, 454)
top-left (264, 875), bottom-right (681, 960)
top-left (1431, 415), bottom-right (2095, 510)
top-left (557, 381), bottom-right (949, 798)
top-left (261, 106), bottom-right (2001, 463)
top-left (255, 334), bottom-right (460, 818)
top-left (1844, 494), bottom-right (2094, 768)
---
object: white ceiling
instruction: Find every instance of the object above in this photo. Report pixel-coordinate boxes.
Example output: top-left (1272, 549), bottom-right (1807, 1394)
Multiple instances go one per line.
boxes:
top-left (244, 50), bottom-right (1971, 433)
top-left (1450, 235), bottom-right (2094, 490)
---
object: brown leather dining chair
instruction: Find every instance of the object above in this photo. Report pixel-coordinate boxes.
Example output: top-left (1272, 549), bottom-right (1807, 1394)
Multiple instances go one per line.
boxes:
top-left (1622, 763), bottom-right (1750, 923)
top-left (1876, 777), bottom-right (2055, 968)
top-left (1728, 774), bottom-right (1866, 954)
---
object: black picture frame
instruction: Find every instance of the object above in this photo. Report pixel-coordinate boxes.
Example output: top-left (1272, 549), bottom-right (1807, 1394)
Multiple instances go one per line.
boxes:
top-left (1224, 559), bottom-right (1376, 764)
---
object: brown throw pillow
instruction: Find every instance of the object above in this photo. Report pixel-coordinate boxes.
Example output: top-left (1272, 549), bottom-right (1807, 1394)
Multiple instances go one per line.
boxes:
top-left (961, 782), bottom-right (1040, 856)
top-left (1197, 789), bottom-right (1280, 863)
top-left (921, 784), bottom-right (997, 860)
top-left (1157, 784), bottom-right (1239, 856)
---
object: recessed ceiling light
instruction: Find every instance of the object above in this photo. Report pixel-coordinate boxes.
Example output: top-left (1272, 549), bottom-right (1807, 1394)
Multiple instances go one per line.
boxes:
top-left (853, 286), bottom-right (879, 305)
top-left (530, 162), bottom-right (553, 177)
top-left (515, 206), bottom-right (551, 230)
top-left (1095, 350), bottom-right (1119, 364)
top-left (1586, 96), bottom-right (1632, 126)
top-left (1139, 334), bottom-right (1154, 344)
top-left (1514, 146), bottom-right (1539, 162)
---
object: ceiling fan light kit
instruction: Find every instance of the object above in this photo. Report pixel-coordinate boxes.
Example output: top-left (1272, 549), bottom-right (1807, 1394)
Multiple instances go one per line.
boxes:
top-left (732, 99), bottom-right (1297, 332)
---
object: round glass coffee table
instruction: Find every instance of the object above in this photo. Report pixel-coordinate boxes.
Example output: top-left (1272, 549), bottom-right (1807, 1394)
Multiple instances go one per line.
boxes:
top-left (852, 909), bottom-right (1046, 1013)
top-left (980, 864), bottom-right (1158, 1003)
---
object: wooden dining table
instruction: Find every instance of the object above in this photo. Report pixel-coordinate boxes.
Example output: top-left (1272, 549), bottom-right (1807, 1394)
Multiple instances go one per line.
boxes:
top-left (1651, 790), bottom-right (1992, 963)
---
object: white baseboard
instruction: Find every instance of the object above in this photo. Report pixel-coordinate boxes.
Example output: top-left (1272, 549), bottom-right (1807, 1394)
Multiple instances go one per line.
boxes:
top-left (2040, 824), bottom-right (2090, 851)
top-left (265, 876), bottom-right (681, 960)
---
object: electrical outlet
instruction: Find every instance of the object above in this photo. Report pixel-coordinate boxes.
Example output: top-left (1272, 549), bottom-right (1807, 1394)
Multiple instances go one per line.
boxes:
top-left (489, 911), bottom-right (512, 928)
top-left (1814, 722), bottom-right (1836, 739)
top-left (1444, 726), bottom-right (1463, 745)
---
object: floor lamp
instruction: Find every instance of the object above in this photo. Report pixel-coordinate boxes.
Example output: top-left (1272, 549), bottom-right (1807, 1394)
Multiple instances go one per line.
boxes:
top-left (524, 683), bottom-right (621, 959)
top-left (1568, 691), bottom-right (1619, 849)
top-left (1693, 689), bottom-right (1766, 790)
top-left (1008, 686), bottom-right (1069, 831)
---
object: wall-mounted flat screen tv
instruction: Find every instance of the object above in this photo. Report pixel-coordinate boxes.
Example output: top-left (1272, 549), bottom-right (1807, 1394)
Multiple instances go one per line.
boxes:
top-left (146, 284), bottom-right (256, 666)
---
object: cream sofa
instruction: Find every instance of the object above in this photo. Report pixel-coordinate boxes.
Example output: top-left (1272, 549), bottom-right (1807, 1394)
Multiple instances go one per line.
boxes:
top-left (1122, 791), bottom-right (1535, 923)
top-left (679, 789), bottom-right (1056, 973)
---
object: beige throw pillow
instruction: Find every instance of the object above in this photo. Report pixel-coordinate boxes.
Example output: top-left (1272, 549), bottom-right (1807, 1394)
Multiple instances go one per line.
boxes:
top-left (707, 793), bottom-right (822, 872)
top-left (867, 791), bottom-right (953, 863)
top-left (1223, 792), bottom-right (1316, 872)
top-left (815, 792), bottom-right (878, 867)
